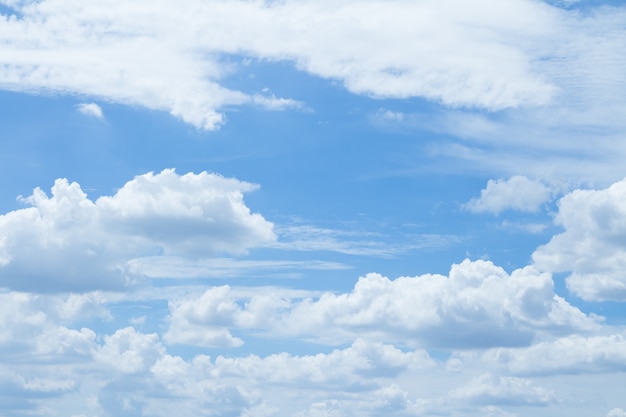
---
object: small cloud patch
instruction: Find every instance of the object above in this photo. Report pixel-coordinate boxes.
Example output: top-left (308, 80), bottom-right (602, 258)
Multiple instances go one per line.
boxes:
top-left (76, 103), bottom-right (104, 120)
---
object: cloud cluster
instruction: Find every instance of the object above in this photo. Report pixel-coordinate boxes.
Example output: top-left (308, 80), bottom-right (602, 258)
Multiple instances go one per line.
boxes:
top-left (0, 264), bottom-right (620, 417)
top-left (533, 177), bottom-right (626, 300)
top-left (484, 332), bottom-right (626, 375)
top-left (0, 169), bottom-right (274, 292)
top-left (448, 373), bottom-right (556, 407)
top-left (0, 0), bottom-right (590, 129)
top-left (165, 259), bottom-right (600, 348)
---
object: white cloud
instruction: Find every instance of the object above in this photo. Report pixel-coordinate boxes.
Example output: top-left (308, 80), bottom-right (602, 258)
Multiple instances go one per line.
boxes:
top-left (608, 409), bottom-right (626, 417)
top-left (164, 284), bottom-right (288, 347)
top-left (499, 220), bottom-right (548, 234)
top-left (0, 0), bottom-right (599, 129)
top-left (211, 339), bottom-right (433, 389)
top-left (273, 224), bottom-right (458, 257)
top-left (448, 373), bottom-right (556, 406)
top-left (126, 256), bottom-right (350, 280)
top-left (532, 178), bottom-right (626, 301)
top-left (0, 291), bottom-right (616, 417)
top-left (0, 169), bottom-right (275, 292)
top-left (0, 291), bottom-right (99, 362)
top-left (484, 332), bottom-right (626, 376)
top-left (76, 102), bottom-right (103, 119)
top-left (96, 327), bottom-right (164, 374)
top-left (165, 259), bottom-right (600, 349)
top-left (464, 176), bottom-right (552, 214)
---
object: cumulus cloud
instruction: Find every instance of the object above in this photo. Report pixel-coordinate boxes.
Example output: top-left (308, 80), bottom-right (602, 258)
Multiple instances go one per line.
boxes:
top-left (76, 102), bottom-right (103, 119)
top-left (164, 284), bottom-right (289, 347)
top-left (484, 332), bottom-right (626, 375)
top-left (165, 259), bottom-right (600, 349)
top-left (0, 290), bottom-right (615, 416)
top-left (96, 327), bottom-right (165, 374)
top-left (0, 0), bottom-right (596, 129)
top-left (532, 178), bottom-right (626, 301)
top-left (0, 169), bottom-right (275, 292)
top-left (464, 176), bottom-right (552, 214)
top-left (0, 291), bottom-right (100, 362)
top-left (448, 373), bottom-right (556, 406)
top-left (210, 339), bottom-right (433, 388)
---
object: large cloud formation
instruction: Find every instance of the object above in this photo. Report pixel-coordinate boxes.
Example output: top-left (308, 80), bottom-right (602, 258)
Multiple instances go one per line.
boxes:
top-left (0, 169), bottom-right (275, 291)
top-left (0, 0), bottom-right (602, 129)
top-left (165, 259), bottom-right (600, 349)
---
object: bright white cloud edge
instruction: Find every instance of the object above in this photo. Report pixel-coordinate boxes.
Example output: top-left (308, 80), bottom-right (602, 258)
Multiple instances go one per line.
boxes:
top-left (1, 0), bottom-right (605, 129)
top-left (76, 102), bottom-right (104, 119)
top-left (0, 169), bottom-right (275, 292)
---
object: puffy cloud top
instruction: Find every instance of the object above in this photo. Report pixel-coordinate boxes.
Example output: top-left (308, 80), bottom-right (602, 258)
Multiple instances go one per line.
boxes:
top-left (533, 177), bottom-right (626, 300)
top-left (165, 259), bottom-right (600, 349)
top-left (0, 169), bottom-right (275, 292)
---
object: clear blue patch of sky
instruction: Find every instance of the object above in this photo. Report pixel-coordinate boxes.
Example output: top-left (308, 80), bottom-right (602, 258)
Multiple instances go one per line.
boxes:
top-left (0, 4), bottom-right (22, 18)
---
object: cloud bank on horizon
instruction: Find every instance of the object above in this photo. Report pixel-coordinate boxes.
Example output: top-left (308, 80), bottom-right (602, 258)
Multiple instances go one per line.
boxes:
top-left (1, 0), bottom-right (626, 416)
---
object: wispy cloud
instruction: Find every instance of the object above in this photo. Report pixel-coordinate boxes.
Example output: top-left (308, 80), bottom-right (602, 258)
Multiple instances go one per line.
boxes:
top-left (272, 225), bottom-right (460, 257)
top-left (2, 0), bottom-right (613, 129)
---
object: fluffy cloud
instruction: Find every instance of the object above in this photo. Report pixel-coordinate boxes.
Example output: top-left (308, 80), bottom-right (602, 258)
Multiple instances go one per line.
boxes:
top-left (484, 332), bottom-right (626, 375)
top-left (294, 385), bottom-right (422, 417)
top-left (76, 102), bottom-right (103, 119)
top-left (0, 169), bottom-right (275, 292)
top-left (448, 373), bottom-right (556, 406)
top-left (464, 176), bottom-right (552, 214)
top-left (92, 334), bottom-right (435, 417)
top-left (165, 259), bottom-right (600, 349)
top-left (532, 178), bottom-right (626, 300)
top-left (0, 0), bottom-right (592, 129)
top-left (164, 284), bottom-right (289, 347)
top-left (96, 327), bottom-right (164, 374)
top-left (210, 339), bottom-right (433, 388)
top-left (0, 293), bottom-right (616, 417)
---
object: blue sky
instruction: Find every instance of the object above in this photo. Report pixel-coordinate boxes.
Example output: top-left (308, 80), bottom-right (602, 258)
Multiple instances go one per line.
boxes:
top-left (1, 0), bottom-right (626, 416)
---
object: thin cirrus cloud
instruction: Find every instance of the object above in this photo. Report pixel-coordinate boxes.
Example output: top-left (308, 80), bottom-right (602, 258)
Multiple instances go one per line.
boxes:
top-left (164, 259), bottom-right (601, 349)
top-left (0, 169), bottom-right (275, 292)
top-left (272, 225), bottom-right (459, 257)
top-left (0, 0), bottom-right (578, 130)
